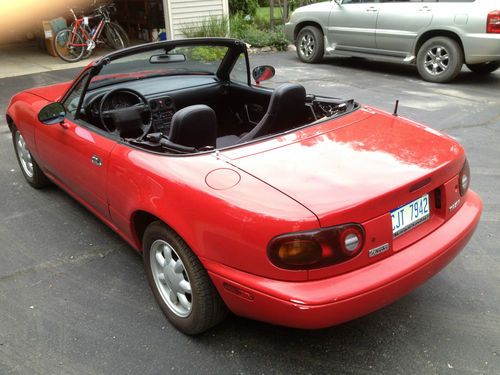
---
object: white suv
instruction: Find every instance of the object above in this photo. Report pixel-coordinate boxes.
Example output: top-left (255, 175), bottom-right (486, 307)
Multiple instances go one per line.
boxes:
top-left (285, 0), bottom-right (500, 82)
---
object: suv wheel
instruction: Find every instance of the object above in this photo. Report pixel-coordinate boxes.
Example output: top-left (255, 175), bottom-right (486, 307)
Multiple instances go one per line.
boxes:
top-left (296, 26), bottom-right (324, 63)
top-left (466, 62), bottom-right (500, 75)
top-left (417, 37), bottom-right (464, 83)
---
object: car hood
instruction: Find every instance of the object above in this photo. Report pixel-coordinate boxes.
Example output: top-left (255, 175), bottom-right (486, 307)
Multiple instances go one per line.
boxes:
top-left (25, 82), bottom-right (72, 102)
top-left (222, 107), bottom-right (464, 226)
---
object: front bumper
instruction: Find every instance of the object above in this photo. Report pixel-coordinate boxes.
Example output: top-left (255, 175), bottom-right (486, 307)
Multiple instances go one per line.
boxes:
top-left (463, 33), bottom-right (500, 64)
top-left (284, 22), bottom-right (295, 42)
top-left (204, 190), bottom-right (482, 329)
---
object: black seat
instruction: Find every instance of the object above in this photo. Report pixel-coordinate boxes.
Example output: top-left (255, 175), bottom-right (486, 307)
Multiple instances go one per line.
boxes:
top-left (237, 83), bottom-right (307, 144)
top-left (169, 104), bottom-right (217, 149)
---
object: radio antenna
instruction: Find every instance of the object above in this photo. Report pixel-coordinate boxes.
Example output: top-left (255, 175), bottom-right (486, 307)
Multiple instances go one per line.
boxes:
top-left (393, 100), bottom-right (399, 116)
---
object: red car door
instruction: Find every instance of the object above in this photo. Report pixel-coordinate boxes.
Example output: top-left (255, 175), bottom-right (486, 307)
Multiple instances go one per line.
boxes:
top-left (35, 119), bottom-right (116, 219)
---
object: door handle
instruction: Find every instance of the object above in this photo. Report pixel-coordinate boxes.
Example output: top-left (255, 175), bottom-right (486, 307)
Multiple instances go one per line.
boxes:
top-left (366, 6), bottom-right (378, 12)
top-left (419, 6), bottom-right (431, 11)
top-left (91, 155), bottom-right (103, 167)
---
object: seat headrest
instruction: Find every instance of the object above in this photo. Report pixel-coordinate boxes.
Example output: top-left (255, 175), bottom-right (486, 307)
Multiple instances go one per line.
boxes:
top-left (237, 83), bottom-right (307, 144)
top-left (267, 83), bottom-right (306, 118)
top-left (169, 104), bottom-right (217, 149)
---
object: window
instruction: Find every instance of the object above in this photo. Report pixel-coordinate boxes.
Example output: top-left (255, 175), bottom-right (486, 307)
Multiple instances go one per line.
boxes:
top-left (89, 45), bottom-right (230, 90)
top-left (230, 53), bottom-right (249, 84)
top-left (63, 73), bottom-right (89, 117)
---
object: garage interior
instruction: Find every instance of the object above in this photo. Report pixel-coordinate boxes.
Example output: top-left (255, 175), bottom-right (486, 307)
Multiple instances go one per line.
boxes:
top-left (0, 0), bottom-right (229, 78)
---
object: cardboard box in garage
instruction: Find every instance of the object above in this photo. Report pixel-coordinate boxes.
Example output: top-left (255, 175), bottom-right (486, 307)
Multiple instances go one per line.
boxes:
top-left (42, 20), bottom-right (57, 56)
top-left (42, 18), bottom-right (67, 57)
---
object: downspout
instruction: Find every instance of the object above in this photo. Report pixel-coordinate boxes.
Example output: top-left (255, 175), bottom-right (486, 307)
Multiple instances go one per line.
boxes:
top-left (162, 0), bottom-right (175, 40)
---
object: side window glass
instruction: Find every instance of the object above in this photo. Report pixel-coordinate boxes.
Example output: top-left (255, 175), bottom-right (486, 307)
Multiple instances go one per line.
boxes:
top-left (63, 74), bottom-right (88, 117)
top-left (230, 53), bottom-right (249, 85)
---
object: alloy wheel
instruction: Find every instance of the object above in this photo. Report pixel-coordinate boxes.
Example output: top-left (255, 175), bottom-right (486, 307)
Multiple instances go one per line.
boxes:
top-left (424, 46), bottom-right (450, 76)
top-left (150, 239), bottom-right (192, 317)
top-left (15, 132), bottom-right (34, 178)
top-left (299, 32), bottom-right (315, 59)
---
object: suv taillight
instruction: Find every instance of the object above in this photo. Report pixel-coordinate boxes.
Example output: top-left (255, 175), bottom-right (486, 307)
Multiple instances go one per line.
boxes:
top-left (267, 224), bottom-right (365, 270)
top-left (487, 11), bottom-right (500, 33)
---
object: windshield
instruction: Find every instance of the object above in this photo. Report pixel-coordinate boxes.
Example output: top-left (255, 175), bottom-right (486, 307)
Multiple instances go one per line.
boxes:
top-left (89, 44), bottom-right (229, 89)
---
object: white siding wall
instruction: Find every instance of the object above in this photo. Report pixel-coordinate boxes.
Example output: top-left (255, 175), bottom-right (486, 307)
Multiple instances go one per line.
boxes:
top-left (166, 0), bottom-right (229, 40)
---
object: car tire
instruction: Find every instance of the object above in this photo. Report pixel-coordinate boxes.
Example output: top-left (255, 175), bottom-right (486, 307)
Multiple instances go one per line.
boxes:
top-left (466, 62), bottom-right (500, 75)
top-left (104, 24), bottom-right (126, 50)
top-left (417, 37), bottom-right (464, 83)
top-left (53, 28), bottom-right (86, 63)
top-left (143, 221), bottom-right (228, 335)
top-left (110, 22), bottom-right (130, 48)
top-left (12, 127), bottom-right (51, 189)
top-left (296, 26), bottom-right (324, 63)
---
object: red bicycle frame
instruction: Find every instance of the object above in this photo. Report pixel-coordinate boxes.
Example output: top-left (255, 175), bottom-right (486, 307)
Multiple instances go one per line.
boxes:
top-left (67, 9), bottom-right (106, 49)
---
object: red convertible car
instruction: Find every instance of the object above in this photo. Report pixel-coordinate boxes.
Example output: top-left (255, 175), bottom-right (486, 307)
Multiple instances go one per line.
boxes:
top-left (6, 38), bottom-right (482, 335)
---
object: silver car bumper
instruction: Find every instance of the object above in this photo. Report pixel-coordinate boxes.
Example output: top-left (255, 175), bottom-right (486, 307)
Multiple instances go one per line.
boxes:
top-left (284, 22), bottom-right (295, 43)
top-left (462, 33), bottom-right (500, 64)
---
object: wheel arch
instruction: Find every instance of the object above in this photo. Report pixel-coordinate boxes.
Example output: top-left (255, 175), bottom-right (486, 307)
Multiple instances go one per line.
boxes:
top-left (5, 114), bottom-right (15, 132)
top-left (414, 29), bottom-right (465, 58)
top-left (131, 210), bottom-right (163, 251)
top-left (294, 21), bottom-right (324, 42)
top-left (131, 209), bottom-right (199, 257)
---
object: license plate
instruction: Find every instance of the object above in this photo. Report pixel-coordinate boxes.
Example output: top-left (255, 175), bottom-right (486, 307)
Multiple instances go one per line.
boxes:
top-left (391, 194), bottom-right (430, 237)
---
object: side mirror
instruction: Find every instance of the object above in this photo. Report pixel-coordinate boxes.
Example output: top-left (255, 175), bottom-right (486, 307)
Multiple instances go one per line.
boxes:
top-left (252, 65), bottom-right (275, 85)
top-left (38, 102), bottom-right (66, 125)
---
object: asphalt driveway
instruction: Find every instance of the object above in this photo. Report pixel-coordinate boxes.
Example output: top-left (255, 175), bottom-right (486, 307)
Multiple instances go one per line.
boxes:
top-left (0, 52), bottom-right (499, 374)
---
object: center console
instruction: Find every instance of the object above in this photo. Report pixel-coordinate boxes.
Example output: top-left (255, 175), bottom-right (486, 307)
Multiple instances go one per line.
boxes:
top-left (149, 96), bottom-right (176, 135)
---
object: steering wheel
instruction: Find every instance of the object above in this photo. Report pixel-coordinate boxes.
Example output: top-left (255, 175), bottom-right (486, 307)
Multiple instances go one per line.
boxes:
top-left (99, 88), bottom-right (152, 138)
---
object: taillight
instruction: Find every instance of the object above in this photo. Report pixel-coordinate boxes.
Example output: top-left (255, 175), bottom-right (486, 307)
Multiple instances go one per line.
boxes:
top-left (267, 224), bottom-right (365, 270)
top-left (487, 11), bottom-right (500, 33)
top-left (459, 159), bottom-right (470, 196)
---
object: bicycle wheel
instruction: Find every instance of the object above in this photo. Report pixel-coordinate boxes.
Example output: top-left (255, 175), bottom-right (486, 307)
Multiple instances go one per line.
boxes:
top-left (53, 29), bottom-right (85, 62)
top-left (110, 22), bottom-right (129, 47)
top-left (104, 24), bottom-right (125, 50)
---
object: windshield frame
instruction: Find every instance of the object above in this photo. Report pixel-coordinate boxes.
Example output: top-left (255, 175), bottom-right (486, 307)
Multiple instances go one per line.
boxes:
top-left (89, 38), bottom-right (250, 87)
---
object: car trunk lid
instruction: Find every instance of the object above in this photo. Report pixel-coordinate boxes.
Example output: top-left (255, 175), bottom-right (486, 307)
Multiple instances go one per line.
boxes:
top-left (222, 107), bottom-right (464, 227)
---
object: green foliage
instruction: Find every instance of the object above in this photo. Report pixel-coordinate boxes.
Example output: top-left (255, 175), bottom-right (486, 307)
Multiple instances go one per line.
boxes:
top-left (181, 16), bottom-right (229, 38)
top-left (180, 11), bottom-right (290, 52)
top-left (268, 28), bottom-right (289, 51)
top-left (190, 46), bottom-right (228, 62)
top-left (230, 13), bottom-right (289, 51)
top-left (229, 0), bottom-right (258, 17)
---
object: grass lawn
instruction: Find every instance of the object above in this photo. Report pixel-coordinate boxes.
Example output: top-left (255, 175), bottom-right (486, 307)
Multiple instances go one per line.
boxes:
top-left (256, 6), bottom-right (285, 22)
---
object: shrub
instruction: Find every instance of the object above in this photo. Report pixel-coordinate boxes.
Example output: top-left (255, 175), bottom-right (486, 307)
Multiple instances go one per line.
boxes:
top-left (268, 28), bottom-right (289, 51)
top-left (181, 13), bottom-right (290, 52)
top-left (190, 46), bottom-right (228, 62)
top-left (181, 16), bottom-right (229, 38)
top-left (229, 0), bottom-right (258, 17)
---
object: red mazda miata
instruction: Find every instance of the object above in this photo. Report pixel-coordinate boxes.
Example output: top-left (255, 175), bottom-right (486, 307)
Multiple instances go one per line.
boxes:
top-left (6, 38), bottom-right (482, 335)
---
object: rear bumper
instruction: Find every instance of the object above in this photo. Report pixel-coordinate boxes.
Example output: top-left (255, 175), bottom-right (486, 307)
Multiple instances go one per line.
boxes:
top-left (204, 190), bottom-right (482, 329)
top-left (463, 34), bottom-right (500, 64)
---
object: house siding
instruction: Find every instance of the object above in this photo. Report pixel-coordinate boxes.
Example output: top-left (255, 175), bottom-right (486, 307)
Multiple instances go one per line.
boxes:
top-left (168, 0), bottom-right (229, 39)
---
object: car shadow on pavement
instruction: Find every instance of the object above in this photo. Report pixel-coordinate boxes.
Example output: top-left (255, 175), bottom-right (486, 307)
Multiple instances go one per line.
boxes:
top-left (195, 293), bottom-right (437, 373)
top-left (321, 56), bottom-right (500, 86)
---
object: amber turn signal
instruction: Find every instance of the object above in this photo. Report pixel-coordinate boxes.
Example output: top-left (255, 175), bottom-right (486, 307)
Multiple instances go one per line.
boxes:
top-left (277, 240), bottom-right (323, 266)
top-left (268, 224), bottom-right (365, 270)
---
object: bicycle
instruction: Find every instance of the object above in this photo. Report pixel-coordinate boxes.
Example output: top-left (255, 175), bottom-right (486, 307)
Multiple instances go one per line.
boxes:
top-left (53, 2), bottom-right (129, 63)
